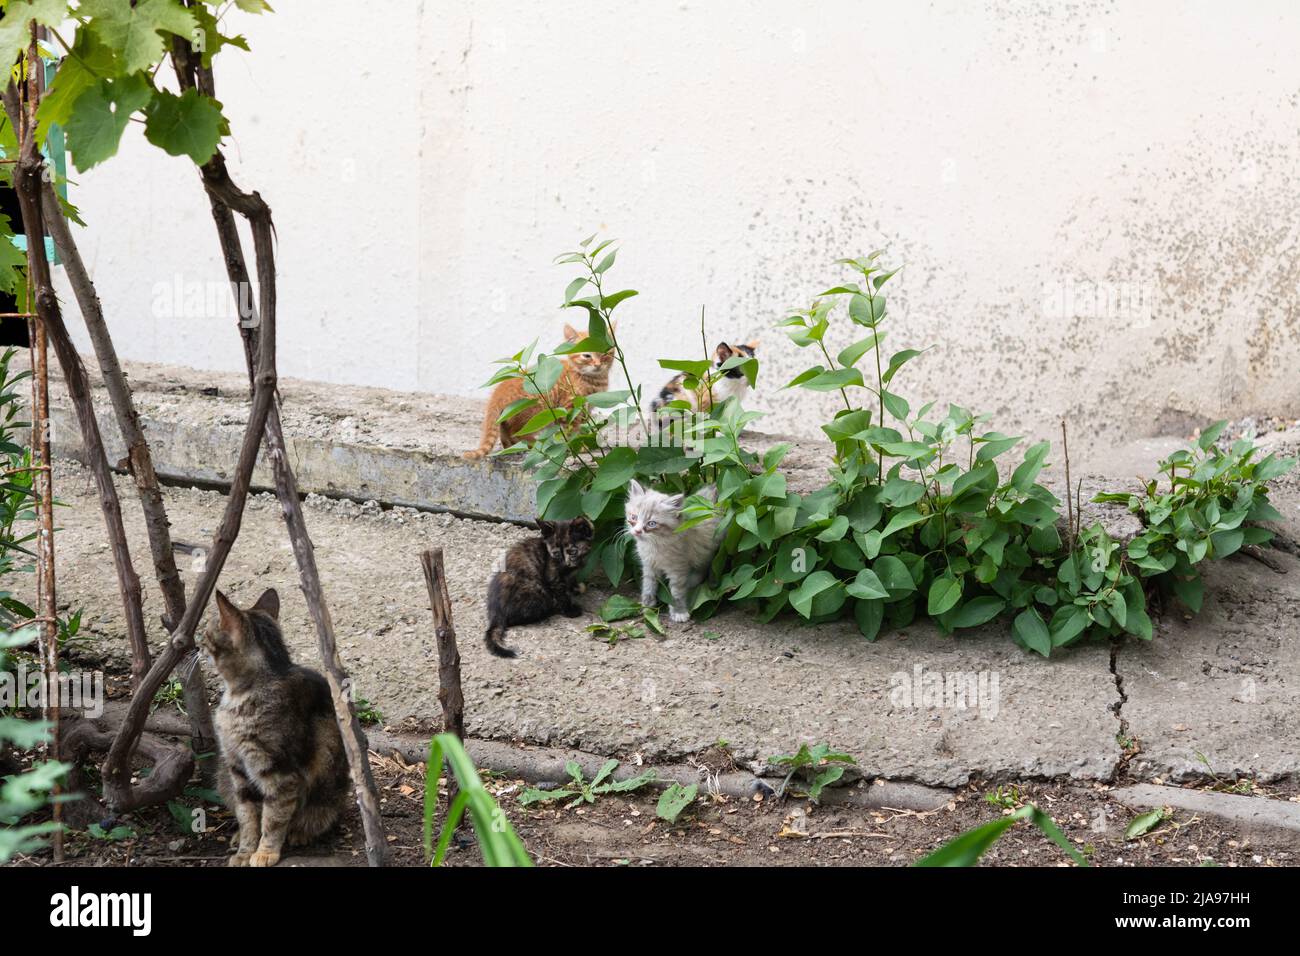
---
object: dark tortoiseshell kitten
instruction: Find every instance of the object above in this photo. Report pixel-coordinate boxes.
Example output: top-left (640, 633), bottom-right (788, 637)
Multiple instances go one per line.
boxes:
top-left (484, 517), bottom-right (594, 658)
top-left (199, 589), bottom-right (350, 867)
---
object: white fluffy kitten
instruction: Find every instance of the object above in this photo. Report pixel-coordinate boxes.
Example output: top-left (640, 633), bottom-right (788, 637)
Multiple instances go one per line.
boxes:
top-left (625, 480), bottom-right (720, 623)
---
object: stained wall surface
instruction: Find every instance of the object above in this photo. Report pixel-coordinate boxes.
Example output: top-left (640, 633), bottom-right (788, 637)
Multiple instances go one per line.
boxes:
top-left (57, 1), bottom-right (1300, 454)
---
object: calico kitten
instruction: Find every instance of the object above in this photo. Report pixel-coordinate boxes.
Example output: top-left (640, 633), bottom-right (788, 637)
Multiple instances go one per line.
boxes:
top-left (484, 516), bottom-right (594, 657)
top-left (625, 480), bottom-right (720, 623)
top-left (650, 340), bottom-right (758, 416)
top-left (463, 324), bottom-right (616, 460)
top-left (199, 589), bottom-right (350, 867)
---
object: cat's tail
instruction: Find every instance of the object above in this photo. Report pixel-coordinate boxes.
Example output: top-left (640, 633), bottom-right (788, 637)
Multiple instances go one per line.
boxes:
top-left (484, 618), bottom-right (517, 658)
top-left (484, 572), bottom-right (517, 657)
top-left (462, 409), bottom-right (500, 461)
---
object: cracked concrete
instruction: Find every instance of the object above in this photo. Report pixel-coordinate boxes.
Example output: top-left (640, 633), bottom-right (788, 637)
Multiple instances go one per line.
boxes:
top-left (1113, 552), bottom-right (1300, 783)
top-left (37, 360), bottom-right (1300, 789)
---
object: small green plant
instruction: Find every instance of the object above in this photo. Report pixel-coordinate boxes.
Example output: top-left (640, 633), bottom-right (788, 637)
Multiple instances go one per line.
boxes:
top-left (1124, 808), bottom-right (1169, 840)
top-left (1095, 422), bottom-right (1293, 614)
top-left (56, 610), bottom-right (85, 650)
top-left (656, 782), bottom-right (698, 824)
top-left (916, 803), bottom-right (1089, 867)
top-left (151, 678), bottom-right (186, 715)
top-left (422, 733), bottom-right (530, 867)
top-left (519, 758), bottom-right (657, 809)
top-left (586, 594), bottom-right (663, 644)
top-left (984, 784), bottom-right (1023, 810)
top-left (85, 822), bottom-right (136, 842)
top-left (768, 743), bottom-right (855, 802)
top-left (353, 696), bottom-right (383, 726)
top-left (1192, 751), bottom-right (1254, 795)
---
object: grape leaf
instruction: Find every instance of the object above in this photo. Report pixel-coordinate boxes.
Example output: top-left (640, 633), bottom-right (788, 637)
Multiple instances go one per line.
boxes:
top-left (143, 88), bottom-right (228, 165)
top-left (0, 0), bottom-right (68, 70)
top-left (81, 0), bottom-right (197, 74)
top-left (35, 29), bottom-right (118, 143)
top-left (64, 73), bottom-right (152, 171)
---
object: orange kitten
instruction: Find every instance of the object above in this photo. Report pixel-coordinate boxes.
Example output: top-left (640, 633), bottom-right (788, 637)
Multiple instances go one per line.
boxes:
top-left (462, 324), bottom-right (616, 461)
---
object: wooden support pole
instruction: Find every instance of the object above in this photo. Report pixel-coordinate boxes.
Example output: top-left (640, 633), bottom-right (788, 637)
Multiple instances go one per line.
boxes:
top-left (39, 171), bottom-right (218, 772)
top-left (420, 549), bottom-right (466, 740)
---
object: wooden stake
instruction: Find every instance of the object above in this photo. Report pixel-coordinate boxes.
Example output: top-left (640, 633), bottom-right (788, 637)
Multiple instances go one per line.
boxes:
top-left (420, 549), bottom-right (466, 740)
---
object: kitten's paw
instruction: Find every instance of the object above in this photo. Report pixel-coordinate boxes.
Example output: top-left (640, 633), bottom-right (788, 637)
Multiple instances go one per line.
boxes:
top-left (669, 608), bottom-right (692, 624)
top-left (228, 851), bottom-right (253, 867)
top-left (248, 848), bottom-right (281, 868)
top-left (640, 594), bottom-right (657, 608)
top-left (461, 450), bottom-right (485, 461)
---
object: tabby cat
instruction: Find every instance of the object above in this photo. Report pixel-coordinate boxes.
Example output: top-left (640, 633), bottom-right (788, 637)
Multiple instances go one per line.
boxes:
top-left (462, 324), bottom-right (615, 460)
top-left (650, 340), bottom-right (758, 416)
top-left (199, 589), bottom-right (350, 867)
top-left (484, 516), bottom-right (593, 657)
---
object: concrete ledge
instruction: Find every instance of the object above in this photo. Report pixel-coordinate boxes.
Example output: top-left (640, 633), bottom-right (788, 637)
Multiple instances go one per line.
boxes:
top-left (49, 360), bottom-right (540, 522)
top-left (47, 357), bottom-right (1143, 538)
top-left (1112, 783), bottom-right (1300, 833)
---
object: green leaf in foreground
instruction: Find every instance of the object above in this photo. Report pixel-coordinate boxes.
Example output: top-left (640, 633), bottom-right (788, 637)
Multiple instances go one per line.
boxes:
top-left (916, 804), bottom-right (1088, 867)
top-left (64, 74), bottom-right (153, 171)
top-left (1124, 808), bottom-right (1166, 840)
top-left (424, 733), bottom-right (530, 866)
top-left (927, 574), bottom-right (962, 615)
top-left (656, 782), bottom-right (698, 824)
top-left (599, 594), bottom-right (644, 622)
top-left (80, 0), bottom-right (198, 74)
top-left (144, 88), bottom-right (229, 165)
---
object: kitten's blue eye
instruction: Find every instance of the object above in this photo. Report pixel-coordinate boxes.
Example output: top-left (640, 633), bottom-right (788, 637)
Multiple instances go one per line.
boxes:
top-left (646, 520), bottom-right (658, 529)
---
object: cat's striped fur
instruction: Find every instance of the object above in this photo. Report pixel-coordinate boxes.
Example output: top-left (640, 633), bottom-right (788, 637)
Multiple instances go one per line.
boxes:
top-left (200, 589), bottom-right (350, 867)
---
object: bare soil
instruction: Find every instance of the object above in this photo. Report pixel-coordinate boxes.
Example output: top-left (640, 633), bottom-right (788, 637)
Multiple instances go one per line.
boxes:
top-left (5, 689), bottom-right (1298, 869)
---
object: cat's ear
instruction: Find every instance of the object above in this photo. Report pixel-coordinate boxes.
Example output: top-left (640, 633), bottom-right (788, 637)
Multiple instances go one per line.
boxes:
top-left (714, 341), bottom-right (734, 361)
top-left (744, 338), bottom-right (760, 351)
top-left (562, 323), bottom-right (580, 343)
top-left (627, 479), bottom-right (645, 500)
top-left (665, 493), bottom-right (685, 510)
top-left (214, 590), bottom-right (242, 633)
top-left (571, 515), bottom-right (594, 539)
top-left (252, 588), bottom-right (280, 620)
top-left (537, 518), bottom-right (555, 537)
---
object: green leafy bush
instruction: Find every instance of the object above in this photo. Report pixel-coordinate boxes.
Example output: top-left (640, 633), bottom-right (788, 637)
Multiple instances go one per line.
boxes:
top-left (482, 240), bottom-right (1296, 654)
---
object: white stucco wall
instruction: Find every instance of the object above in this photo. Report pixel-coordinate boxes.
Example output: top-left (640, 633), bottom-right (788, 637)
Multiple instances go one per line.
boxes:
top-left (58, 1), bottom-right (1300, 454)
